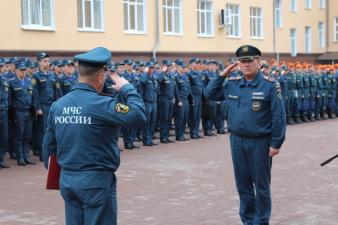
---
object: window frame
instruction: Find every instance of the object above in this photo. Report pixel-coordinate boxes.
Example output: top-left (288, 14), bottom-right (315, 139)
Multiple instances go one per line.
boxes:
top-left (77, 0), bottom-right (104, 32)
top-left (275, 0), bottom-right (282, 28)
top-left (334, 17), bottom-right (338, 42)
top-left (226, 4), bottom-right (241, 38)
top-left (290, 0), bottom-right (298, 12)
top-left (318, 22), bottom-right (325, 48)
top-left (304, 26), bottom-right (312, 53)
top-left (21, 0), bottom-right (55, 31)
top-left (123, 0), bottom-right (147, 34)
top-left (290, 28), bottom-right (298, 57)
top-left (250, 7), bottom-right (264, 39)
top-left (197, 0), bottom-right (214, 37)
top-left (305, 0), bottom-right (312, 9)
top-left (319, 0), bottom-right (325, 9)
top-left (162, 0), bottom-right (183, 36)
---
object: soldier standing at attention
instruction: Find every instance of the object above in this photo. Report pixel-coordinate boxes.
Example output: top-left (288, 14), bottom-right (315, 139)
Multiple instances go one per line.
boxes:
top-left (205, 45), bottom-right (286, 225)
top-left (42, 47), bottom-right (146, 225)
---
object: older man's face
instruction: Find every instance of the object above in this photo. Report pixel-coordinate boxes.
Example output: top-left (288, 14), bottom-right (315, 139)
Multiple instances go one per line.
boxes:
top-left (238, 58), bottom-right (260, 77)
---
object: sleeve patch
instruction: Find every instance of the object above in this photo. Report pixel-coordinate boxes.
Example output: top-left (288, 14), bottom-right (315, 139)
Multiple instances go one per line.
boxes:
top-left (115, 103), bottom-right (129, 114)
top-left (275, 82), bottom-right (282, 99)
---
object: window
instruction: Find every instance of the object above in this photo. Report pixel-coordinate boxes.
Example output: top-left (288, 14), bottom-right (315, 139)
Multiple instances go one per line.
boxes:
top-left (197, 0), bottom-right (213, 37)
top-left (123, 0), bottom-right (146, 33)
top-left (290, 28), bottom-right (297, 56)
top-left (290, 0), bottom-right (297, 12)
top-left (163, 0), bottom-right (182, 34)
top-left (318, 22), bottom-right (325, 48)
top-left (305, 26), bottom-right (312, 53)
top-left (335, 17), bottom-right (338, 42)
top-left (77, 0), bottom-right (103, 31)
top-left (250, 7), bottom-right (263, 39)
top-left (305, 0), bottom-right (312, 9)
top-left (319, 0), bottom-right (325, 8)
top-left (21, 0), bottom-right (54, 30)
top-left (275, 0), bottom-right (282, 28)
top-left (226, 4), bottom-right (240, 37)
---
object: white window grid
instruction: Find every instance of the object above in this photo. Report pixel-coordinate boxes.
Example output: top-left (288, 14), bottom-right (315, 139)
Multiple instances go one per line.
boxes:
top-left (290, 0), bottom-right (298, 12)
top-left (123, 0), bottom-right (146, 34)
top-left (305, 26), bottom-right (312, 53)
top-left (275, 0), bottom-right (282, 28)
top-left (335, 17), bottom-right (338, 42)
top-left (21, 0), bottom-right (55, 30)
top-left (319, 0), bottom-right (325, 9)
top-left (77, 0), bottom-right (104, 32)
top-left (162, 0), bottom-right (182, 35)
top-left (226, 4), bottom-right (241, 38)
top-left (197, 0), bottom-right (214, 37)
top-left (250, 7), bottom-right (263, 39)
top-left (318, 22), bottom-right (325, 48)
top-left (290, 28), bottom-right (297, 56)
top-left (305, 0), bottom-right (312, 9)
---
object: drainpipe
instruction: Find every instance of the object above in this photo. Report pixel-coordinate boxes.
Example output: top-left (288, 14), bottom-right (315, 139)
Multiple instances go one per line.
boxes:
top-left (272, 0), bottom-right (278, 64)
top-left (152, 0), bottom-right (160, 59)
top-left (325, 0), bottom-right (331, 64)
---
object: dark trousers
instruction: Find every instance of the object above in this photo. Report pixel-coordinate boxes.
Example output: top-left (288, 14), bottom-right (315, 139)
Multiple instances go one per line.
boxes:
top-left (37, 104), bottom-right (51, 158)
top-left (0, 110), bottom-right (8, 163)
top-left (60, 170), bottom-right (117, 225)
top-left (230, 134), bottom-right (272, 225)
top-left (202, 101), bottom-right (217, 133)
top-left (174, 99), bottom-right (189, 138)
top-left (142, 102), bottom-right (157, 144)
top-left (159, 96), bottom-right (174, 139)
top-left (122, 127), bottom-right (136, 146)
top-left (189, 94), bottom-right (202, 136)
top-left (14, 111), bottom-right (33, 161)
top-left (215, 101), bottom-right (226, 132)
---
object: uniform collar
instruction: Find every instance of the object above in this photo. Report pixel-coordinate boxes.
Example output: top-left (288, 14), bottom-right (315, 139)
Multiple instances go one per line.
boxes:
top-left (71, 83), bottom-right (97, 93)
top-left (239, 72), bottom-right (262, 87)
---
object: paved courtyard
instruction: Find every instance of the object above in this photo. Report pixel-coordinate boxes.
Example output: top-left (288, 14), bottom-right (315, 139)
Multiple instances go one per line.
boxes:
top-left (0, 120), bottom-right (338, 225)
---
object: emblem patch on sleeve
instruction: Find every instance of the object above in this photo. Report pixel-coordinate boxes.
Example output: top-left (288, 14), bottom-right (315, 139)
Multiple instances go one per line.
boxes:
top-left (115, 103), bottom-right (129, 114)
top-left (275, 82), bottom-right (282, 99)
top-left (31, 78), bottom-right (36, 85)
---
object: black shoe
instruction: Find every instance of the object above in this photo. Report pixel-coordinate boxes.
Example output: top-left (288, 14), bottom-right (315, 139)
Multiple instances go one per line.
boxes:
top-left (17, 159), bottom-right (26, 166)
top-left (176, 136), bottom-right (186, 141)
top-left (143, 142), bottom-right (153, 146)
top-left (167, 139), bottom-right (175, 143)
top-left (294, 116), bottom-right (302, 123)
top-left (0, 163), bottom-right (10, 168)
top-left (10, 154), bottom-right (17, 160)
top-left (191, 135), bottom-right (200, 139)
top-left (315, 114), bottom-right (322, 120)
top-left (33, 151), bottom-right (39, 156)
top-left (160, 139), bottom-right (169, 144)
top-left (24, 159), bottom-right (36, 165)
top-left (217, 130), bottom-right (226, 134)
top-left (125, 143), bottom-right (134, 150)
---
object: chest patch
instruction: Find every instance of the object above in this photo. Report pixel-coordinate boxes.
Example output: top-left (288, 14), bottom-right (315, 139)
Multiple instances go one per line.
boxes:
top-left (252, 101), bottom-right (261, 112)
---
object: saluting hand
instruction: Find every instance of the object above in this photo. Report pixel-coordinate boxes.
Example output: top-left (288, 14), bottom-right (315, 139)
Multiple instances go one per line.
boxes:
top-left (110, 73), bottom-right (129, 92)
top-left (219, 62), bottom-right (238, 77)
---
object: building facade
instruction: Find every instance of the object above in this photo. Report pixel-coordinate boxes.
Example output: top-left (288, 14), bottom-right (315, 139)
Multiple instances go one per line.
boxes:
top-left (0, 0), bottom-right (337, 63)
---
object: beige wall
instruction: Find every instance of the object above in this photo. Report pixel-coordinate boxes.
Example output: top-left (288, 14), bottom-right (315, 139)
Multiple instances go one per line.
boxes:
top-left (0, 0), bottom-right (336, 55)
top-left (328, 0), bottom-right (338, 51)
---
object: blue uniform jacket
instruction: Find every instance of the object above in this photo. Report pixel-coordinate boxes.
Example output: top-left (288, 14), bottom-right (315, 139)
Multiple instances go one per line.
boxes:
top-left (42, 83), bottom-right (146, 171)
top-left (139, 73), bottom-right (158, 103)
top-left (9, 76), bottom-right (37, 111)
top-left (0, 76), bottom-right (9, 110)
top-left (187, 70), bottom-right (204, 96)
top-left (205, 72), bottom-right (286, 149)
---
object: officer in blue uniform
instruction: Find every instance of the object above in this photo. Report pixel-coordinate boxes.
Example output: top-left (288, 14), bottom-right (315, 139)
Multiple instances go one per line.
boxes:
top-left (0, 70), bottom-right (10, 168)
top-left (187, 58), bottom-right (204, 139)
top-left (32, 52), bottom-right (62, 160)
top-left (9, 61), bottom-right (37, 166)
top-left (205, 45), bottom-right (286, 225)
top-left (60, 59), bottom-right (78, 96)
top-left (157, 60), bottom-right (177, 143)
top-left (42, 47), bottom-right (146, 225)
top-left (139, 62), bottom-right (159, 146)
top-left (174, 61), bottom-right (191, 141)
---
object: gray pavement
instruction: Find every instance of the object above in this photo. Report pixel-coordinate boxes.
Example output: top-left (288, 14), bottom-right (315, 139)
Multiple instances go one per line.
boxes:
top-left (0, 119), bottom-right (338, 225)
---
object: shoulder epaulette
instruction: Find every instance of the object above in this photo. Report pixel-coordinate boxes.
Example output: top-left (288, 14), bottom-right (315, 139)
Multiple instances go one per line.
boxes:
top-left (263, 76), bottom-right (275, 82)
top-left (227, 76), bottom-right (241, 81)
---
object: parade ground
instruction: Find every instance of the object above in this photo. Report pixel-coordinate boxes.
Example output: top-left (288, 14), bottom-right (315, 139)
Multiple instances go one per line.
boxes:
top-left (0, 120), bottom-right (338, 225)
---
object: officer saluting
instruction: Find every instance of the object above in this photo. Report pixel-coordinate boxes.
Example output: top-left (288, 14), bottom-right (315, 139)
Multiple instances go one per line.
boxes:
top-left (42, 47), bottom-right (146, 225)
top-left (205, 45), bottom-right (286, 225)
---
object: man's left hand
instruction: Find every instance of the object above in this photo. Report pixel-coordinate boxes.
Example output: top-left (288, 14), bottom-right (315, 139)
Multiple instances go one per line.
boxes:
top-left (269, 147), bottom-right (280, 157)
